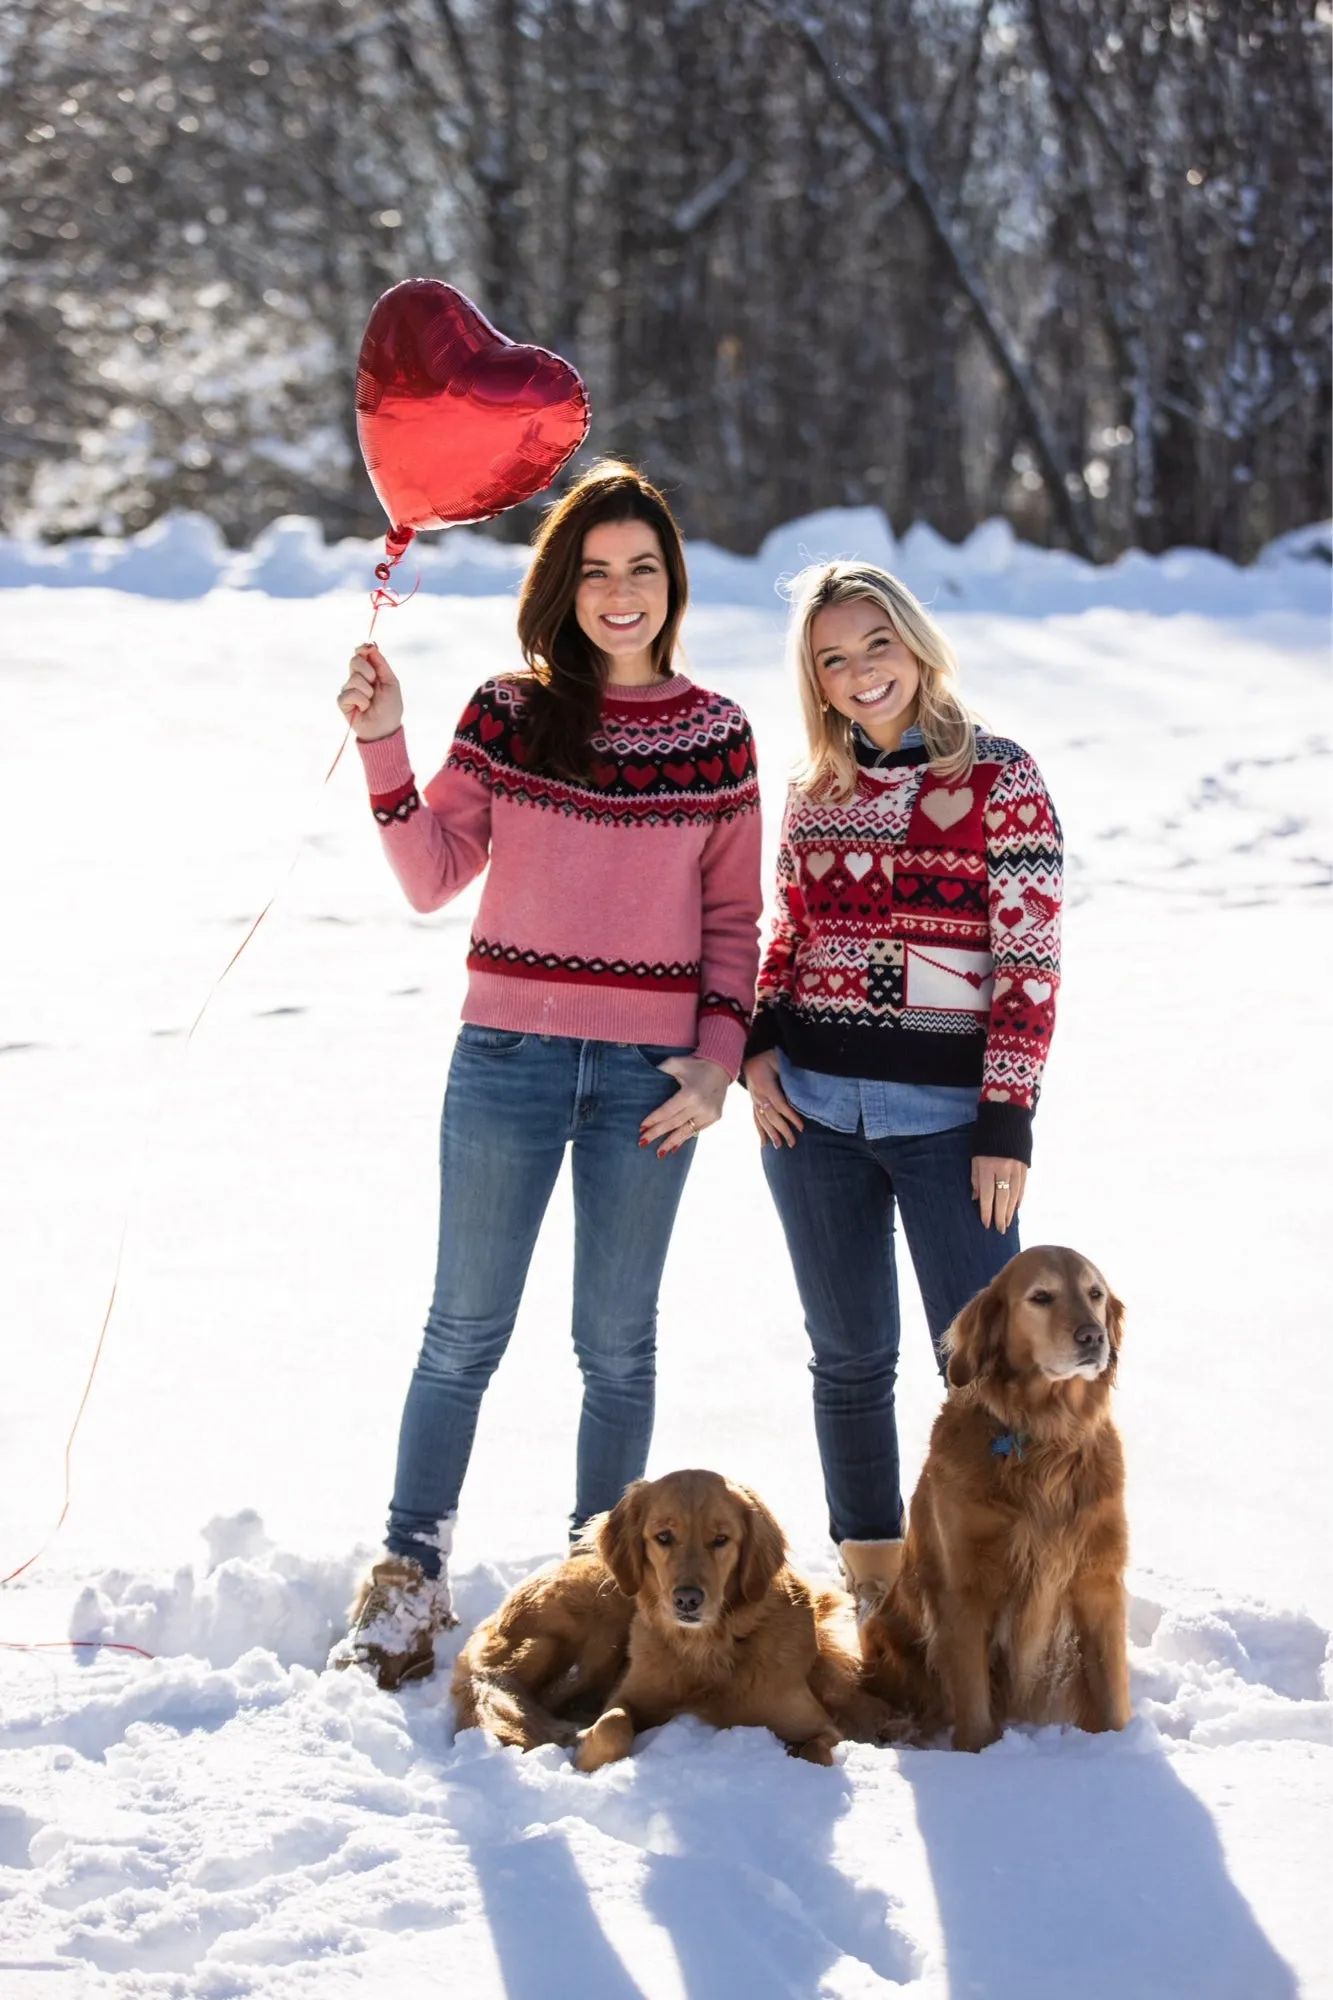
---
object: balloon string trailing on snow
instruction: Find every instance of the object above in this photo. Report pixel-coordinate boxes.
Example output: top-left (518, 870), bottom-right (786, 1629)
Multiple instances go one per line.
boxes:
top-left (0, 1640), bottom-right (156, 1660)
top-left (0, 608), bottom-right (405, 1599)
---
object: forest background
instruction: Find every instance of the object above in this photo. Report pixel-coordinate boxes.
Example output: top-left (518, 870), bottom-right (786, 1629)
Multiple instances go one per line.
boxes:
top-left (1, 0), bottom-right (1329, 564)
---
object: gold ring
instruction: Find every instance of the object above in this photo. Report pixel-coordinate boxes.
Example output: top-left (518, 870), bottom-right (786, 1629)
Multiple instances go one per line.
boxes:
top-left (687, 1117), bottom-right (698, 1136)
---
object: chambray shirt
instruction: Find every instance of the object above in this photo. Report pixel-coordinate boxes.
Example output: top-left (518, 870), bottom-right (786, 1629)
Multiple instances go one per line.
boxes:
top-left (776, 724), bottom-right (980, 1141)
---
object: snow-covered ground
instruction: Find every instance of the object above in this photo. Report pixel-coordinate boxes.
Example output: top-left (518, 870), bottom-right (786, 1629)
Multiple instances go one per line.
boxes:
top-left (0, 513), bottom-right (1330, 1996)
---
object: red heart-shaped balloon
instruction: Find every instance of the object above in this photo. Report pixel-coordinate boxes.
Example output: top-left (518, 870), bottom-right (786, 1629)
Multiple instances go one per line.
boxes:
top-left (355, 279), bottom-right (590, 547)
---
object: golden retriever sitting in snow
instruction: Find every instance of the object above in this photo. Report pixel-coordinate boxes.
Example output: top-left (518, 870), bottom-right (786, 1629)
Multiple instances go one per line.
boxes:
top-left (860, 1246), bottom-right (1132, 1753)
top-left (453, 1469), bottom-right (897, 1766)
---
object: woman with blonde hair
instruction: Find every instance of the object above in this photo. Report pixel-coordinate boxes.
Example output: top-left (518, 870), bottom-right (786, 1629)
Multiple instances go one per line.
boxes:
top-left (743, 560), bottom-right (1062, 1612)
top-left (332, 462), bottom-right (762, 1688)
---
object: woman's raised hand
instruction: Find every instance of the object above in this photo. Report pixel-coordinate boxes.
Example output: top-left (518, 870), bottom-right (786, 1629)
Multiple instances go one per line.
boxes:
top-left (338, 642), bottom-right (404, 742)
top-left (743, 1049), bottom-right (804, 1148)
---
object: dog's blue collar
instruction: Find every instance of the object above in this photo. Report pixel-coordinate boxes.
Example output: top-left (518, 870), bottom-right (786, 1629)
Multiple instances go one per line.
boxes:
top-left (990, 1430), bottom-right (1032, 1461)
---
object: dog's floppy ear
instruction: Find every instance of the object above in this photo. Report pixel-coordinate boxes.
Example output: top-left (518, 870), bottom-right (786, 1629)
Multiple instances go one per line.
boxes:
top-left (945, 1282), bottom-right (1006, 1388)
top-left (1104, 1288), bottom-right (1126, 1378)
top-left (598, 1483), bottom-right (648, 1597)
top-left (734, 1486), bottom-right (787, 1604)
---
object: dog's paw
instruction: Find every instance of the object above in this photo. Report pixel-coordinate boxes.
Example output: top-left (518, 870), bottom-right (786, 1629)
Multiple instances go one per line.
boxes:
top-left (573, 1707), bottom-right (635, 1772)
top-left (789, 1732), bottom-right (839, 1766)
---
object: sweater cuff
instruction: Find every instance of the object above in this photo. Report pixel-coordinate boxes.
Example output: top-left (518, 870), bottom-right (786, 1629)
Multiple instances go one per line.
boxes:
top-left (694, 1011), bottom-right (746, 1082)
top-left (973, 1098), bottom-right (1034, 1166)
top-left (743, 1006), bottom-right (780, 1064)
top-left (357, 727), bottom-right (414, 794)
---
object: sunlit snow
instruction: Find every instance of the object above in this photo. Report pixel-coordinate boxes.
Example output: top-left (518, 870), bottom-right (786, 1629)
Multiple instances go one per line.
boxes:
top-left (0, 512), bottom-right (1329, 1996)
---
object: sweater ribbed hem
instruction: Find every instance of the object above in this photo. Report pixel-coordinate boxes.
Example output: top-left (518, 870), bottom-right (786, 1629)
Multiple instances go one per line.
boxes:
top-left (745, 1007), bottom-right (1036, 1159)
top-left (746, 1005), bottom-right (987, 1086)
top-left (464, 971), bottom-right (741, 1075)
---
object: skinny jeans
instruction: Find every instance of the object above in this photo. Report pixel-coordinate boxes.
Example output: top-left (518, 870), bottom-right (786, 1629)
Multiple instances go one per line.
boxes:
top-left (386, 1027), bottom-right (695, 1572)
top-left (762, 1116), bottom-right (1018, 1545)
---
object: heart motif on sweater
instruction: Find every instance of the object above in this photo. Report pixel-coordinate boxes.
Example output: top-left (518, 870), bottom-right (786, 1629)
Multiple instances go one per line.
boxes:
top-left (480, 713), bottom-right (506, 742)
top-left (997, 905), bottom-right (1024, 928)
top-left (845, 852), bottom-right (873, 881)
top-left (623, 765), bottom-right (658, 789)
top-left (729, 745), bottom-right (750, 777)
top-left (827, 973), bottom-right (845, 991)
top-left (592, 762), bottom-right (618, 787)
top-left (1016, 802), bottom-right (1039, 826)
top-left (985, 807), bottom-right (1006, 832)
top-left (698, 756), bottom-right (723, 785)
top-left (664, 760), bottom-right (696, 786)
top-left (1023, 978), bottom-right (1053, 1002)
top-left (920, 786), bottom-right (973, 831)
top-left (804, 852), bottom-right (836, 880)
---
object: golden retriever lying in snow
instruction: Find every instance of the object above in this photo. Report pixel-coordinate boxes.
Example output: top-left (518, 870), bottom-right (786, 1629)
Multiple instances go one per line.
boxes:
top-left (452, 1469), bottom-right (897, 1766)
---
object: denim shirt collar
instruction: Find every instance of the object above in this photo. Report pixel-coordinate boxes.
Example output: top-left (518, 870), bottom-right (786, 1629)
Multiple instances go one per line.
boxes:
top-left (852, 720), bottom-right (929, 770)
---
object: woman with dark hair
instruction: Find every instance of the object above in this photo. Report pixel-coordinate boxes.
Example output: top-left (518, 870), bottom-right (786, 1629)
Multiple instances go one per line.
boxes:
top-left (331, 461), bottom-right (762, 1688)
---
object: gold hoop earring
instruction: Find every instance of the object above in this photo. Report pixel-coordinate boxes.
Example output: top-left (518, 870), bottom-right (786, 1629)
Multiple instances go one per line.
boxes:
top-left (820, 698), bottom-right (830, 713)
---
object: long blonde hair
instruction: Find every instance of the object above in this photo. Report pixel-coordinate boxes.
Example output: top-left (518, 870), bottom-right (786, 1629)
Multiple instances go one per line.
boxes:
top-left (787, 561), bottom-right (978, 797)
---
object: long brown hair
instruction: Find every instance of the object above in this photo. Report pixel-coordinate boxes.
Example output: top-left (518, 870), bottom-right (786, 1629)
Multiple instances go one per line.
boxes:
top-left (516, 460), bottom-right (688, 779)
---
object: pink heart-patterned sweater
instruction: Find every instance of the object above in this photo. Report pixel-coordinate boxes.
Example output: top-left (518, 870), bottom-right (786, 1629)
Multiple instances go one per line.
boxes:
top-left (358, 672), bottom-right (763, 1078)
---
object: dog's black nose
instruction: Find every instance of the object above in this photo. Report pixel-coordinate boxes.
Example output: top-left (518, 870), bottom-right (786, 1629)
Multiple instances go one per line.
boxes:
top-left (672, 1585), bottom-right (705, 1620)
top-left (1074, 1322), bottom-right (1107, 1351)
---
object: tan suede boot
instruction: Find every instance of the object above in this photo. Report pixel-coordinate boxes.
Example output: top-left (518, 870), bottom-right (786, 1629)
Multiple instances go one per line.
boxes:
top-left (329, 1554), bottom-right (457, 1691)
top-left (838, 1539), bottom-right (905, 1626)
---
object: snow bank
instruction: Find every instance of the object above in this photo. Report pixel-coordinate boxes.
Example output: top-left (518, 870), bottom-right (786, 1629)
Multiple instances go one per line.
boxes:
top-left (1, 505), bottom-right (1329, 617)
top-left (0, 1520), bottom-right (1326, 1996)
top-left (65, 1513), bottom-right (369, 1673)
top-left (59, 1519), bottom-right (1333, 1748)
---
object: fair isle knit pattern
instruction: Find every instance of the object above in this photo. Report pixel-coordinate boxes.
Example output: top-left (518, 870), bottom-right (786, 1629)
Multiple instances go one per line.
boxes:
top-left (359, 674), bottom-right (762, 1077)
top-left (746, 734), bottom-right (1062, 1161)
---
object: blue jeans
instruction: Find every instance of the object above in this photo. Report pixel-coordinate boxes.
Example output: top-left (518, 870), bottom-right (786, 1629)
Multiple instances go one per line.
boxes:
top-left (762, 1117), bottom-right (1018, 1545)
top-left (386, 1028), bottom-right (696, 1572)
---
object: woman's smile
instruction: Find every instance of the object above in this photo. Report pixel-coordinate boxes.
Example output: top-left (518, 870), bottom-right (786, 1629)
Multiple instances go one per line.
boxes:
top-left (575, 519), bottom-right (671, 682)
top-left (811, 599), bottom-right (923, 749)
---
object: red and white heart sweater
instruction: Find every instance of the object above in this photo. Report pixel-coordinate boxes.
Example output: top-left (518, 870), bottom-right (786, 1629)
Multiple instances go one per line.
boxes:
top-left (745, 734), bottom-right (1062, 1161)
top-left (358, 673), bottom-right (763, 1078)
